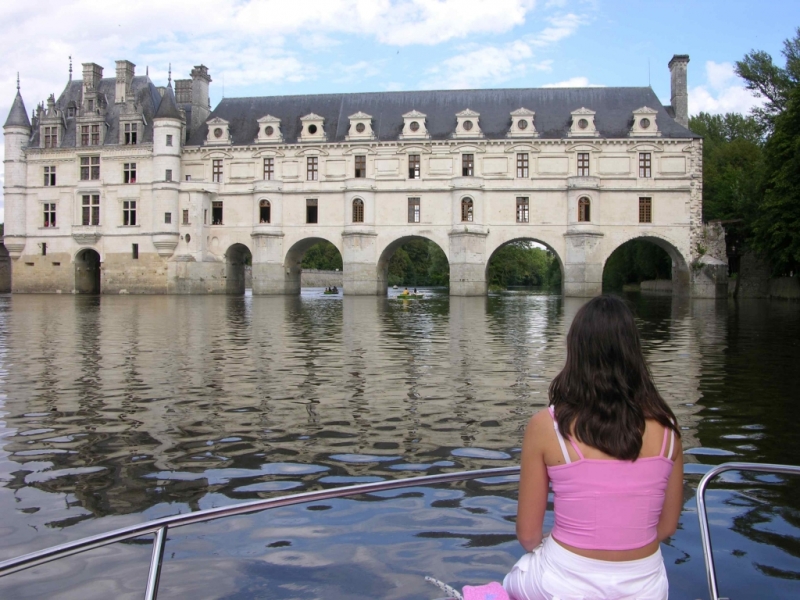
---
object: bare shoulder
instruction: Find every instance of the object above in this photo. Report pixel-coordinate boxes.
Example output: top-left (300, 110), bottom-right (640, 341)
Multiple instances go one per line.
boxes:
top-left (524, 408), bottom-right (553, 440)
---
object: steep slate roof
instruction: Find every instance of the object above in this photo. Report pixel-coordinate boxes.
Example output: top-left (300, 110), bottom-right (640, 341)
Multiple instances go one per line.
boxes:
top-left (29, 75), bottom-right (165, 147)
top-left (4, 90), bottom-right (31, 128)
top-left (154, 83), bottom-right (183, 120)
top-left (189, 86), bottom-right (698, 146)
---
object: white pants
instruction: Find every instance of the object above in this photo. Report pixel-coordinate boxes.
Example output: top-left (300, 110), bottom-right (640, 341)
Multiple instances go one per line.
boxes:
top-left (503, 537), bottom-right (669, 600)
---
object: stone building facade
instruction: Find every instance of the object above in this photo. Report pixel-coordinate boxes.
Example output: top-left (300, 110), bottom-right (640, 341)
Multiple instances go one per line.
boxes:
top-left (3, 54), bottom-right (726, 297)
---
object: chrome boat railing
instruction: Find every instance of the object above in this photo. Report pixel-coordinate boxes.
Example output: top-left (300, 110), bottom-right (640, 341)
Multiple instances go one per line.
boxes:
top-left (696, 462), bottom-right (800, 600)
top-left (0, 466), bottom-right (520, 600)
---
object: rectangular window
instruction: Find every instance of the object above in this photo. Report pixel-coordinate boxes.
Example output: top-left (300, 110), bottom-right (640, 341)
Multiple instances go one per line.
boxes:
top-left (212, 159), bottom-right (223, 183)
top-left (44, 166), bottom-right (56, 186)
top-left (462, 154), bottom-right (474, 176)
top-left (165, 212), bottom-right (172, 224)
top-left (259, 201), bottom-right (271, 223)
top-left (204, 209), bottom-right (208, 225)
top-left (182, 209), bottom-right (189, 225)
top-left (87, 99), bottom-right (94, 112)
top-left (123, 162), bottom-right (136, 184)
top-left (307, 156), bottom-right (318, 181)
top-left (263, 158), bottom-right (274, 180)
top-left (639, 197), bottom-right (652, 223)
top-left (43, 203), bottom-right (56, 227)
top-left (639, 152), bottom-right (652, 178)
top-left (165, 169), bottom-right (172, 182)
top-left (41, 242), bottom-right (47, 257)
top-left (166, 134), bottom-right (173, 147)
top-left (516, 197), bottom-right (530, 223)
top-left (408, 154), bottom-right (421, 179)
top-left (517, 153), bottom-right (529, 178)
top-left (81, 125), bottom-right (89, 146)
top-left (80, 156), bottom-right (100, 180)
top-left (44, 126), bottom-right (58, 148)
top-left (354, 155), bottom-right (366, 178)
top-left (306, 199), bottom-right (318, 224)
top-left (132, 244), bottom-right (139, 259)
top-left (408, 197), bottom-right (421, 223)
top-left (91, 124), bottom-right (101, 146)
top-left (82, 194), bottom-right (100, 226)
top-left (577, 152), bottom-right (590, 177)
top-left (123, 200), bottom-right (137, 226)
top-left (212, 201), bottom-right (223, 225)
top-left (124, 122), bottom-right (138, 145)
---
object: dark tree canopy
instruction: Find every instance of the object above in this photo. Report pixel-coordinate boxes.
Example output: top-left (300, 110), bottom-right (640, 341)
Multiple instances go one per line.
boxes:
top-left (301, 241), bottom-right (343, 271)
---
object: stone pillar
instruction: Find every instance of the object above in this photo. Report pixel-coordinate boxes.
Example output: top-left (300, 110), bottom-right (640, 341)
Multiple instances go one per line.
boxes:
top-left (448, 226), bottom-right (488, 296)
top-left (563, 231), bottom-right (604, 297)
top-left (251, 229), bottom-right (289, 294)
top-left (342, 230), bottom-right (380, 295)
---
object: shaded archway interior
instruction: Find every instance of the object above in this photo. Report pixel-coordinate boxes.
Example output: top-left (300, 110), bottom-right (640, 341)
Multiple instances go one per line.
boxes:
top-left (285, 237), bottom-right (343, 293)
top-left (485, 238), bottom-right (565, 292)
top-left (602, 236), bottom-right (690, 294)
top-left (377, 235), bottom-right (450, 293)
top-left (225, 243), bottom-right (252, 295)
top-left (75, 249), bottom-right (101, 294)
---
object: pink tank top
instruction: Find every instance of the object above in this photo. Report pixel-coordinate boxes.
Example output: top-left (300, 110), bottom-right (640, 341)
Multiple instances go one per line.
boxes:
top-left (546, 406), bottom-right (675, 551)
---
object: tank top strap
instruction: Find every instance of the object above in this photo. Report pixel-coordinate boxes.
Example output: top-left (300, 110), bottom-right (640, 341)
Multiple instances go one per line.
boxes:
top-left (548, 406), bottom-right (571, 464)
top-left (659, 424), bottom-right (669, 457)
top-left (568, 437), bottom-right (585, 460)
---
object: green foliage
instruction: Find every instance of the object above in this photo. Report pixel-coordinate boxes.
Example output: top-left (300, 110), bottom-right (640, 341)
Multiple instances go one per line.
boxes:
top-left (751, 86), bottom-right (800, 274)
top-left (736, 27), bottom-right (800, 131)
top-left (602, 240), bottom-right (672, 290)
top-left (486, 241), bottom-right (561, 288)
top-left (689, 112), bottom-right (765, 225)
top-left (387, 239), bottom-right (449, 286)
top-left (301, 241), bottom-right (343, 270)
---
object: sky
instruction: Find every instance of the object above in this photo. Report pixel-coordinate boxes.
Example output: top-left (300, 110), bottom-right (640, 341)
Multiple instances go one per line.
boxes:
top-left (1, 0), bottom-right (799, 222)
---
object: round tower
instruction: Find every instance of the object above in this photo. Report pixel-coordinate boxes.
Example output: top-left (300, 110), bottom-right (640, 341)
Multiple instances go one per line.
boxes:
top-left (3, 80), bottom-right (31, 258)
top-left (152, 82), bottom-right (184, 258)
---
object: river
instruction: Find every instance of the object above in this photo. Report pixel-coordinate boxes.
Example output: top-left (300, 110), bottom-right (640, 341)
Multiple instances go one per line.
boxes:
top-left (0, 290), bottom-right (798, 599)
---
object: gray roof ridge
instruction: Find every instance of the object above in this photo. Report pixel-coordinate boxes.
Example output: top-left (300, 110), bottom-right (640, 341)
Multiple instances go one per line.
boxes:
top-left (217, 85), bottom-right (654, 103)
top-left (4, 90), bottom-right (30, 128)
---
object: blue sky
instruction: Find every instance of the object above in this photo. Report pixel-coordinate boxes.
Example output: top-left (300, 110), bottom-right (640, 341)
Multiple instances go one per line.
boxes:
top-left (2, 0), bottom-right (799, 220)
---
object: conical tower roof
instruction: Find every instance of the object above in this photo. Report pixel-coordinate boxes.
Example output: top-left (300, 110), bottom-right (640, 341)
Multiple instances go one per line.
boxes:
top-left (154, 83), bottom-right (183, 120)
top-left (4, 90), bottom-right (31, 128)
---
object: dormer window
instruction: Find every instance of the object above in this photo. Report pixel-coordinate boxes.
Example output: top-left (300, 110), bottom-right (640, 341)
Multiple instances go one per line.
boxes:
top-left (300, 113), bottom-right (326, 142)
top-left (630, 107), bottom-right (660, 137)
top-left (346, 112), bottom-right (374, 140)
top-left (206, 117), bottom-right (231, 145)
top-left (454, 109), bottom-right (483, 138)
top-left (124, 123), bottom-right (138, 145)
top-left (87, 99), bottom-right (94, 112)
top-left (256, 115), bottom-right (283, 143)
top-left (43, 126), bottom-right (58, 148)
top-left (569, 108), bottom-right (598, 137)
top-left (508, 108), bottom-right (537, 138)
top-left (400, 110), bottom-right (429, 139)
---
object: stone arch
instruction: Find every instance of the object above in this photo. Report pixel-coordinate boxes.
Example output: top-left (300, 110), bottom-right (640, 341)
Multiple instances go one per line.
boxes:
top-left (225, 243), bottom-right (252, 295)
top-left (602, 232), bottom-right (690, 295)
top-left (485, 237), bottom-right (565, 293)
top-left (376, 234), bottom-right (450, 293)
top-left (284, 236), bottom-right (343, 294)
top-left (74, 248), bottom-right (102, 294)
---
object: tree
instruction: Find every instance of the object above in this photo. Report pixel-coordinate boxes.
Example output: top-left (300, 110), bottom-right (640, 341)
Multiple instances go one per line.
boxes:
top-left (751, 86), bottom-right (800, 274)
top-left (689, 112), bottom-right (765, 225)
top-left (736, 27), bottom-right (800, 131)
top-left (486, 241), bottom-right (560, 289)
top-left (301, 241), bottom-right (343, 270)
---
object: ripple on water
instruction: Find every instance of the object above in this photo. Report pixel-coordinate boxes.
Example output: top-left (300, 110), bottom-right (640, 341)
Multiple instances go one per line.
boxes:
top-left (329, 454), bottom-right (402, 463)
top-left (451, 448), bottom-right (512, 460)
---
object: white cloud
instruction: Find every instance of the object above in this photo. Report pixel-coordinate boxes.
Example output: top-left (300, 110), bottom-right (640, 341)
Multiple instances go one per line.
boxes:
top-left (689, 60), bottom-right (763, 115)
top-left (530, 13), bottom-right (584, 46)
top-left (543, 76), bottom-right (603, 87)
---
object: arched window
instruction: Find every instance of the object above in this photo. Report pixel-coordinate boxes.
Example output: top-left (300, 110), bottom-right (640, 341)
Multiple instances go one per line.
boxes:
top-left (578, 197), bottom-right (591, 222)
top-left (461, 197), bottom-right (474, 222)
top-left (259, 199), bottom-right (271, 223)
top-left (352, 198), bottom-right (364, 223)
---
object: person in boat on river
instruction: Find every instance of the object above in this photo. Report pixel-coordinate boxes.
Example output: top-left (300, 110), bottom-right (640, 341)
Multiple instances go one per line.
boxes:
top-left (402, 288), bottom-right (410, 295)
top-left (504, 295), bottom-right (683, 600)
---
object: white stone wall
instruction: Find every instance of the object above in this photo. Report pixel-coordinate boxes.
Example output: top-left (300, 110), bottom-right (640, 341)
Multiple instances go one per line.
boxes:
top-left (9, 131), bottom-right (711, 296)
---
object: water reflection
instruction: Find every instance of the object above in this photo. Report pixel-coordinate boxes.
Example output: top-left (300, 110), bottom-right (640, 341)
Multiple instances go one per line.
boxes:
top-left (0, 290), bottom-right (799, 598)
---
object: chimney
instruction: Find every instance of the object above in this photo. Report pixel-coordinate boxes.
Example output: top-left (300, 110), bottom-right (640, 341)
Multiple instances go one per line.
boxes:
top-left (82, 62), bottom-right (104, 94)
top-left (669, 54), bottom-right (690, 128)
top-left (190, 65), bottom-right (212, 131)
top-left (115, 60), bottom-right (136, 103)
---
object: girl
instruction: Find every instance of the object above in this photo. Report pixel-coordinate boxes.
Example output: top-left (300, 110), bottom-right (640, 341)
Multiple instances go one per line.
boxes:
top-left (504, 295), bottom-right (683, 600)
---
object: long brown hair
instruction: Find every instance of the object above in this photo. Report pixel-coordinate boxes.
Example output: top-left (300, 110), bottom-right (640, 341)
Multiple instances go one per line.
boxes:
top-left (549, 295), bottom-right (679, 460)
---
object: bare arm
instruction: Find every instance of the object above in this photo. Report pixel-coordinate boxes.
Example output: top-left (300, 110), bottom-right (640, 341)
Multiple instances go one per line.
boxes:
top-left (657, 437), bottom-right (684, 541)
top-left (515, 412), bottom-right (550, 552)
